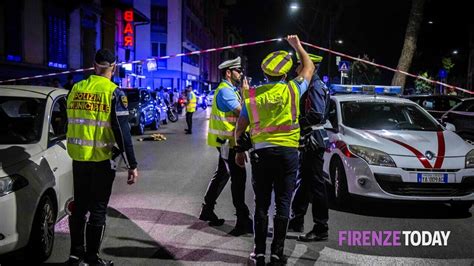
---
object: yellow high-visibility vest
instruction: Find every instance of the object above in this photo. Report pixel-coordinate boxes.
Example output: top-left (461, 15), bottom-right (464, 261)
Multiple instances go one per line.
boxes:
top-left (186, 91), bottom-right (197, 112)
top-left (66, 75), bottom-right (116, 161)
top-left (207, 81), bottom-right (240, 147)
top-left (244, 81), bottom-right (300, 148)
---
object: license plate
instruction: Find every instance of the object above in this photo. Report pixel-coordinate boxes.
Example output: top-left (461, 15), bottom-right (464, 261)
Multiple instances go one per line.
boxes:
top-left (417, 173), bottom-right (448, 183)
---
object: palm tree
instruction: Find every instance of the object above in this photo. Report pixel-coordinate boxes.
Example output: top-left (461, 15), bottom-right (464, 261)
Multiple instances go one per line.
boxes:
top-left (391, 0), bottom-right (426, 90)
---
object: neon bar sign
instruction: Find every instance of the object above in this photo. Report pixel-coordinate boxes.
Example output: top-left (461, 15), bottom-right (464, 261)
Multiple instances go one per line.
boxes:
top-left (123, 10), bottom-right (134, 47)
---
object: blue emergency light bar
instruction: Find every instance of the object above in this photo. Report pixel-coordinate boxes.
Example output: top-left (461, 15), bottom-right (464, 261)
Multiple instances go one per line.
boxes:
top-left (330, 84), bottom-right (402, 95)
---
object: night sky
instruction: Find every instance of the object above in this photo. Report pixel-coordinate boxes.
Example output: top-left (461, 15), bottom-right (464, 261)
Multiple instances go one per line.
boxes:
top-left (227, 0), bottom-right (471, 87)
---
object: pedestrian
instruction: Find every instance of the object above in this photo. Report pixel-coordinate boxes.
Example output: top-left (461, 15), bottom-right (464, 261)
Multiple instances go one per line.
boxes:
top-left (65, 49), bottom-right (139, 266)
top-left (199, 57), bottom-right (252, 236)
top-left (169, 88), bottom-right (175, 104)
top-left (184, 85), bottom-right (196, 134)
top-left (64, 74), bottom-right (75, 91)
top-left (288, 53), bottom-right (331, 242)
top-left (235, 35), bottom-right (314, 265)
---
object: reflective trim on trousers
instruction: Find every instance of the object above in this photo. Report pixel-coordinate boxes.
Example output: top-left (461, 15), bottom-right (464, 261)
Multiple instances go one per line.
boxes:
top-left (68, 118), bottom-right (111, 128)
top-left (208, 128), bottom-right (234, 137)
top-left (210, 114), bottom-right (238, 123)
top-left (67, 137), bottom-right (114, 148)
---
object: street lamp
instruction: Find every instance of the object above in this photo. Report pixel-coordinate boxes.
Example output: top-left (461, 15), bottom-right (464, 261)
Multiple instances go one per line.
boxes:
top-left (336, 39), bottom-right (343, 45)
top-left (290, 3), bottom-right (299, 11)
top-left (428, 21), bottom-right (434, 24)
top-left (452, 50), bottom-right (459, 55)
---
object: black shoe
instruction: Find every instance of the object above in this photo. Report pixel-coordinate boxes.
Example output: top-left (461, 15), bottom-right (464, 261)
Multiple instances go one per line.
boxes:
top-left (288, 218), bottom-right (304, 233)
top-left (270, 254), bottom-right (288, 265)
top-left (250, 252), bottom-right (266, 266)
top-left (229, 217), bottom-right (253, 236)
top-left (65, 255), bottom-right (82, 266)
top-left (84, 257), bottom-right (114, 265)
top-left (297, 224), bottom-right (328, 242)
top-left (185, 131), bottom-right (192, 134)
top-left (199, 205), bottom-right (225, 226)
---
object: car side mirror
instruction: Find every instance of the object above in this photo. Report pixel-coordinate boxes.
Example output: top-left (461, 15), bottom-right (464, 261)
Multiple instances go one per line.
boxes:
top-left (444, 122), bottom-right (456, 132)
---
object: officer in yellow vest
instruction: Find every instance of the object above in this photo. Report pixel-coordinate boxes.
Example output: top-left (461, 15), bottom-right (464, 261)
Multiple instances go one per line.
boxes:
top-left (184, 85), bottom-right (197, 134)
top-left (199, 56), bottom-right (252, 236)
top-left (66, 49), bottom-right (138, 266)
top-left (235, 35), bottom-right (314, 265)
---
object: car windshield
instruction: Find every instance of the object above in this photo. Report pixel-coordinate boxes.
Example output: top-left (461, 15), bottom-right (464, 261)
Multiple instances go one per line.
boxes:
top-left (123, 90), bottom-right (140, 103)
top-left (453, 99), bottom-right (474, 112)
top-left (341, 101), bottom-right (441, 131)
top-left (0, 97), bottom-right (46, 144)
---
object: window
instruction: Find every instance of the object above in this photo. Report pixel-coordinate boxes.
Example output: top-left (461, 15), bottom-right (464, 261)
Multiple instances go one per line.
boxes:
top-left (151, 5), bottom-right (167, 33)
top-left (49, 96), bottom-right (67, 143)
top-left (454, 100), bottom-right (474, 112)
top-left (47, 13), bottom-right (68, 68)
top-left (151, 43), bottom-right (167, 68)
top-left (183, 48), bottom-right (199, 67)
top-left (4, 1), bottom-right (22, 62)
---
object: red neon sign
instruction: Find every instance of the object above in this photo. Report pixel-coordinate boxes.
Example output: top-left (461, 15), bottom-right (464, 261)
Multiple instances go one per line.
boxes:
top-left (123, 10), bottom-right (134, 47)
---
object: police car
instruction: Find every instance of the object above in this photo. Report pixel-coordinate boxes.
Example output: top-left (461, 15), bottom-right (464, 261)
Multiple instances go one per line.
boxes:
top-left (323, 85), bottom-right (474, 212)
top-left (0, 86), bottom-right (73, 261)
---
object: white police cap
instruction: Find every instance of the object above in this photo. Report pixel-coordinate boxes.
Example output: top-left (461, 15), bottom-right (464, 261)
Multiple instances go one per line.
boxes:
top-left (218, 57), bottom-right (241, 70)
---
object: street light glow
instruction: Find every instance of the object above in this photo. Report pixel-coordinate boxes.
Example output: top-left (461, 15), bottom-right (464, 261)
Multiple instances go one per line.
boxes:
top-left (452, 50), bottom-right (458, 55)
top-left (290, 3), bottom-right (299, 10)
top-left (336, 39), bottom-right (343, 44)
top-left (428, 21), bottom-right (434, 24)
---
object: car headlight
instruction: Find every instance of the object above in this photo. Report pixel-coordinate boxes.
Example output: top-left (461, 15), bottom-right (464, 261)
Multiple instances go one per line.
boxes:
top-left (348, 145), bottom-right (397, 167)
top-left (0, 174), bottom-right (29, 197)
top-left (466, 150), bottom-right (474, 168)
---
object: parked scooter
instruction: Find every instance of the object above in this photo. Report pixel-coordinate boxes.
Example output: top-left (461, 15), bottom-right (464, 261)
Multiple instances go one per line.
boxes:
top-left (167, 103), bottom-right (179, 122)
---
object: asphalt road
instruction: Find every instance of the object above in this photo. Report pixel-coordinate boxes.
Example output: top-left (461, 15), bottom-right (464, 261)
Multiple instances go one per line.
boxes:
top-left (3, 108), bottom-right (474, 265)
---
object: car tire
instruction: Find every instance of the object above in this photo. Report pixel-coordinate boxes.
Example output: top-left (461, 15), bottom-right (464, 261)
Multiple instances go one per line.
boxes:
top-left (28, 194), bottom-right (56, 262)
top-left (150, 113), bottom-right (160, 130)
top-left (450, 202), bottom-right (472, 213)
top-left (331, 158), bottom-right (350, 207)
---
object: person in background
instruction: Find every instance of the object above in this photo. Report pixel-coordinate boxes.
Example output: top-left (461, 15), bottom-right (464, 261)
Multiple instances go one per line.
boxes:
top-left (184, 85), bottom-right (196, 134)
top-left (64, 74), bottom-right (75, 91)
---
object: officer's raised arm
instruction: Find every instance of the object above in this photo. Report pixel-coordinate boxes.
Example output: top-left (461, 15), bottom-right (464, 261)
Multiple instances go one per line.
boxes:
top-left (287, 35), bottom-right (314, 83)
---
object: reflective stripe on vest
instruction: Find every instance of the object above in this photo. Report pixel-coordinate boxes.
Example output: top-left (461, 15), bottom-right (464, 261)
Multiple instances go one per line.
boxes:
top-left (246, 81), bottom-right (300, 148)
top-left (209, 114), bottom-right (238, 122)
top-left (68, 118), bottom-right (111, 128)
top-left (207, 81), bottom-right (240, 147)
top-left (67, 138), bottom-right (115, 148)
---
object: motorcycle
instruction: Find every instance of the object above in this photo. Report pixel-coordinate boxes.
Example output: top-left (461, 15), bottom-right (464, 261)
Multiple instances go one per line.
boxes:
top-left (167, 103), bottom-right (179, 122)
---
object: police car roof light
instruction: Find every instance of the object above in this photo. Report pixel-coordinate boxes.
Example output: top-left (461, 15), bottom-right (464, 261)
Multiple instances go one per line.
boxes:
top-left (330, 84), bottom-right (401, 96)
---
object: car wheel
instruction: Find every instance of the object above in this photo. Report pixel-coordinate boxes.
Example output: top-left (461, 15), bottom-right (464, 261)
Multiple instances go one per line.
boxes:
top-left (331, 158), bottom-right (350, 207)
top-left (28, 194), bottom-right (56, 262)
top-left (150, 113), bottom-right (160, 130)
top-left (450, 202), bottom-right (472, 213)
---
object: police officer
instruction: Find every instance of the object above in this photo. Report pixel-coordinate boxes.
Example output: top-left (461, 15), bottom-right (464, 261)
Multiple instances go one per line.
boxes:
top-left (288, 54), bottom-right (331, 242)
top-left (66, 49), bottom-right (138, 266)
top-left (235, 35), bottom-right (314, 265)
top-left (199, 57), bottom-right (252, 236)
top-left (185, 85), bottom-right (196, 134)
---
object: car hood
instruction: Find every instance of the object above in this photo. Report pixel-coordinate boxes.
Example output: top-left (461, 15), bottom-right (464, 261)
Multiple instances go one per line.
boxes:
top-left (341, 125), bottom-right (472, 157)
top-left (0, 144), bottom-right (43, 170)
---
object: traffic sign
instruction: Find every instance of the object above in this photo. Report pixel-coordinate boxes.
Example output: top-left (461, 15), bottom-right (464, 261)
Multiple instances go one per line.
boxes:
top-left (338, 61), bottom-right (350, 72)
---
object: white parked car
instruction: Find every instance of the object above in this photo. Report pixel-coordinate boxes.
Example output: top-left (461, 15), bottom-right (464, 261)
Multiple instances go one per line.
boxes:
top-left (0, 86), bottom-right (73, 261)
top-left (323, 94), bottom-right (474, 212)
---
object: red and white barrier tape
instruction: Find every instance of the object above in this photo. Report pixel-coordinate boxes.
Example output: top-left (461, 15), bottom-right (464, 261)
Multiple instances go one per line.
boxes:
top-left (301, 41), bottom-right (473, 95)
top-left (0, 37), bottom-right (472, 95)
top-left (0, 38), bottom-right (281, 84)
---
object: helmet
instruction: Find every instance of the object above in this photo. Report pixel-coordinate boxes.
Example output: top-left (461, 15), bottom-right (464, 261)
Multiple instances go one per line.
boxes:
top-left (261, 51), bottom-right (293, 77)
top-left (296, 53), bottom-right (323, 63)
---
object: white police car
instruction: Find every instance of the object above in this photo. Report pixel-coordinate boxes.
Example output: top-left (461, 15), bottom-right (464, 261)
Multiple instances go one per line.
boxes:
top-left (323, 86), bottom-right (474, 212)
top-left (0, 86), bottom-right (73, 261)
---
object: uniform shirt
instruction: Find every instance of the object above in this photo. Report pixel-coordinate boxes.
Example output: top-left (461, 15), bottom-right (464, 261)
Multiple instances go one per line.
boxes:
top-left (111, 88), bottom-right (138, 169)
top-left (216, 80), bottom-right (240, 112)
top-left (299, 73), bottom-right (330, 130)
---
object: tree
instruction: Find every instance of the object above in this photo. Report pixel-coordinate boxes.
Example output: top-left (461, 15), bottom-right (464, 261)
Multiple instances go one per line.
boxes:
top-left (414, 71), bottom-right (434, 94)
top-left (391, 0), bottom-right (426, 90)
top-left (350, 55), bottom-right (381, 84)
